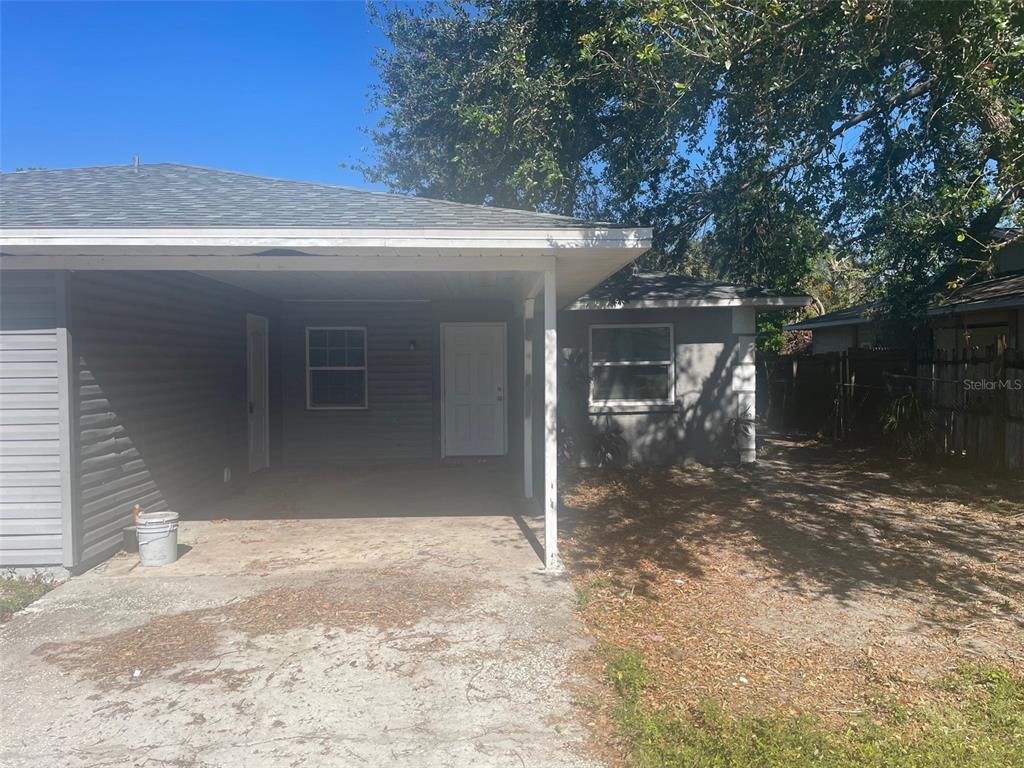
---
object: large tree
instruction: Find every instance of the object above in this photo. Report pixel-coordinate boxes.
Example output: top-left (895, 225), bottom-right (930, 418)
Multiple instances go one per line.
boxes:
top-left (362, 0), bottom-right (1023, 314)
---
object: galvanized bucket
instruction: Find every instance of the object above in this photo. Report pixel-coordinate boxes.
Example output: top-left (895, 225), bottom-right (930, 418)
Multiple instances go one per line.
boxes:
top-left (136, 510), bottom-right (179, 567)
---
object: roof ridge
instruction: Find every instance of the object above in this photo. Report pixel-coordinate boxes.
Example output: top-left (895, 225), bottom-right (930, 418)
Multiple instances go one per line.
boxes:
top-left (1, 162), bottom-right (140, 175)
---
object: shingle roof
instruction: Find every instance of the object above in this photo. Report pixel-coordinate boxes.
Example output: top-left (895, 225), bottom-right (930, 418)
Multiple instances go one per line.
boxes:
top-left (788, 271), bottom-right (1024, 330)
top-left (573, 271), bottom-right (809, 307)
top-left (786, 302), bottom-right (877, 330)
top-left (929, 270), bottom-right (1024, 313)
top-left (0, 163), bottom-right (607, 229)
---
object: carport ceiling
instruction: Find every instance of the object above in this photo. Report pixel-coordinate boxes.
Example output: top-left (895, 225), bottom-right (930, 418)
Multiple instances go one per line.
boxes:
top-left (198, 269), bottom-right (541, 302)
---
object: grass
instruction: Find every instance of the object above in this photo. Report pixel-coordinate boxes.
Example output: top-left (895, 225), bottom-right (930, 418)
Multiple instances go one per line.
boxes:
top-left (604, 648), bottom-right (1024, 768)
top-left (0, 576), bottom-right (55, 622)
top-left (576, 575), bottom-right (614, 611)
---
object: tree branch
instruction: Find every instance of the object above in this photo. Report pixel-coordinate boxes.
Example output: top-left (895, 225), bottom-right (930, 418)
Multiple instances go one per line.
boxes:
top-left (740, 75), bottom-right (937, 194)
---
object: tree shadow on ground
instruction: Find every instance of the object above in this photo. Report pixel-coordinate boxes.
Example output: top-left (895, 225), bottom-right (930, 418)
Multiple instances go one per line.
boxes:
top-left (560, 434), bottom-right (1024, 619)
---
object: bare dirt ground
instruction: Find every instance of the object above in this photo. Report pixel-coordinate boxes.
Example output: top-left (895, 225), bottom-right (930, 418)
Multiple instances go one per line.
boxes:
top-left (560, 434), bottom-right (1024, 750)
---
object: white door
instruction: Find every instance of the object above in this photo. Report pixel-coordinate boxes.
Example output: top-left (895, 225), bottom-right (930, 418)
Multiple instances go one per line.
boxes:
top-left (443, 323), bottom-right (506, 456)
top-left (246, 314), bottom-right (270, 472)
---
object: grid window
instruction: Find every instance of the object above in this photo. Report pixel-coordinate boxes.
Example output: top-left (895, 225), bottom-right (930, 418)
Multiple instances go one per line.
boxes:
top-left (589, 325), bottom-right (674, 406)
top-left (306, 327), bottom-right (367, 409)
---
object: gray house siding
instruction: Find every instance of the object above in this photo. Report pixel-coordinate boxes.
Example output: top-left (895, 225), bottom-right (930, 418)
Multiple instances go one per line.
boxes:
top-left (280, 302), bottom-right (435, 467)
top-left (0, 270), bottom-right (72, 567)
top-left (558, 306), bottom-right (744, 465)
top-left (280, 299), bottom-right (524, 468)
top-left (70, 271), bottom-right (277, 565)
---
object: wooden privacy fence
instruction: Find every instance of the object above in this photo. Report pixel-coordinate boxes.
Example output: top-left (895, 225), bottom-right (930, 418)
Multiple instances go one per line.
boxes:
top-left (759, 347), bottom-right (1024, 471)
top-left (913, 348), bottom-right (1024, 471)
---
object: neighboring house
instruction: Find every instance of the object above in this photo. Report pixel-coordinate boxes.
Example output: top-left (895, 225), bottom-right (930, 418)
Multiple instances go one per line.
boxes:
top-left (0, 163), bottom-right (806, 572)
top-left (788, 235), bottom-right (1024, 354)
top-left (929, 271), bottom-right (1024, 352)
top-left (785, 303), bottom-right (885, 353)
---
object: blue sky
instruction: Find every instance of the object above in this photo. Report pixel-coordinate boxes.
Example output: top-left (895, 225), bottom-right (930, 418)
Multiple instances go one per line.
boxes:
top-left (1, 1), bottom-right (387, 187)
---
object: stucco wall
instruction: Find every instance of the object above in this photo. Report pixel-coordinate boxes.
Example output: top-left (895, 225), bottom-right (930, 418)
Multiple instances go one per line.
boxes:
top-left (557, 306), bottom-right (745, 466)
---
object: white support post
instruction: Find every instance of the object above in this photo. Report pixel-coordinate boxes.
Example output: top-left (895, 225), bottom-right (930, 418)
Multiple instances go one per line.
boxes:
top-left (732, 307), bottom-right (757, 463)
top-left (543, 269), bottom-right (561, 571)
top-left (523, 297), bottom-right (535, 499)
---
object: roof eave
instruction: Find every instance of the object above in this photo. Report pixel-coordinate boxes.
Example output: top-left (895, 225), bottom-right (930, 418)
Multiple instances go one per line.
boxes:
top-left (570, 296), bottom-right (811, 311)
top-left (785, 315), bottom-right (874, 331)
top-left (927, 295), bottom-right (1024, 316)
top-left (0, 225), bottom-right (652, 250)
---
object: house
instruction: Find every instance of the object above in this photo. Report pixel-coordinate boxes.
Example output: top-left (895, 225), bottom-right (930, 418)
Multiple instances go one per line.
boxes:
top-left (788, 235), bottom-right (1024, 354)
top-left (0, 163), bottom-right (807, 573)
top-left (788, 275), bottom-right (1024, 354)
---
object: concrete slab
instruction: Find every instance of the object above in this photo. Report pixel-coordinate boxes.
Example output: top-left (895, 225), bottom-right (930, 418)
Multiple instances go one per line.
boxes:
top-left (0, 468), bottom-right (598, 767)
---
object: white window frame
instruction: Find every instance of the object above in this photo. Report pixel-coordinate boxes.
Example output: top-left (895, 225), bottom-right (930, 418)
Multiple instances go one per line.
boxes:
top-left (305, 326), bottom-right (368, 410)
top-left (588, 323), bottom-right (676, 410)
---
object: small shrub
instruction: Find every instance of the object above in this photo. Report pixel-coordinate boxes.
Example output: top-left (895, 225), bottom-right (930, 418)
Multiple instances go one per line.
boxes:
top-left (882, 389), bottom-right (936, 458)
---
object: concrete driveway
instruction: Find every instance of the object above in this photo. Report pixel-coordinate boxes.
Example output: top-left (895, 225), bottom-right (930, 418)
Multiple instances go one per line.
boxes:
top-left (0, 467), bottom-right (599, 767)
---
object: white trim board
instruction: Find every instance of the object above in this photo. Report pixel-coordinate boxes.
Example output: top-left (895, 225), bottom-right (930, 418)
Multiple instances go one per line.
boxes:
top-left (0, 253), bottom-right (560, 272)
top-left (0, 226), bottom-right (653, 251)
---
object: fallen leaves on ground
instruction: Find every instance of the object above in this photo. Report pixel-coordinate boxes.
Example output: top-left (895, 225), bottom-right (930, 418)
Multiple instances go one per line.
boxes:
top-left (561, 436), bottom-right (1024, 739)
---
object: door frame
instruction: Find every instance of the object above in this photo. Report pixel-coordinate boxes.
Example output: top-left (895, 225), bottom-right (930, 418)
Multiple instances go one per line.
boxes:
top-left (246, 313), bottom-right (270, 472)
top-left (440, 321), bottom-right (508, 458)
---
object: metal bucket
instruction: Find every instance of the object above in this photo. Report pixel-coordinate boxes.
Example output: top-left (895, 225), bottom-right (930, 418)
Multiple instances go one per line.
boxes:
top-left (136, 511), bottom-right (179, 566)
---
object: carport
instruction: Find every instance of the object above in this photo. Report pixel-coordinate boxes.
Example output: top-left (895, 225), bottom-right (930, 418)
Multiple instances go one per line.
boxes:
top-left (0, 163), bottom-right (651, 572)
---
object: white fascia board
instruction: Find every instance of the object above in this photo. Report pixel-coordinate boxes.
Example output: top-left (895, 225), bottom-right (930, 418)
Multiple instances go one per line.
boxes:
top-left (569, 296), bottom-right (811, 310)
top-left (0, 226), bottom-right (653, 251)
top-left (0, 252), bottom-right (560, 272)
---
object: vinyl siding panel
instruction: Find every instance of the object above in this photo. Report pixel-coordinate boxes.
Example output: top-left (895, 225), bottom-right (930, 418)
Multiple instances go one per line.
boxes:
top-left (280, 299), bottom-right (524, 468)
top-left (71, 271), bottom-right (275, 565)
top-left (0, 270), bottom-right (65, 566)
top-left (281, 302), bottom-right (435, 466)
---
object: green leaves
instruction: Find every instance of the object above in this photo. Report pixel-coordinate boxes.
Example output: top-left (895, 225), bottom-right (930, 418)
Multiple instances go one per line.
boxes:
top-left (363, 0), bottom-right (1023, 313)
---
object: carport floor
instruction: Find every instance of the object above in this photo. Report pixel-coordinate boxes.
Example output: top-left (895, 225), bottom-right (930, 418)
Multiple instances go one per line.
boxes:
top-left (0, 469), bottom-right (598, 767)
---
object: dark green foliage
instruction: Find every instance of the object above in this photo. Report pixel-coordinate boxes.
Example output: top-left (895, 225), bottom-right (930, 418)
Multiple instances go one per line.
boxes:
top-left (364, 0), bottom-right (1023, 322)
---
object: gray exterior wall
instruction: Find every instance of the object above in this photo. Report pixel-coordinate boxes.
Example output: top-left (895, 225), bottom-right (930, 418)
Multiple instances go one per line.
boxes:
top-left (279, 299), bottom-right (522, 468)
top-left (1, 268), bottom-right (762, 567)
top-left (279, 301), bottom-right (435, 467)
top-left (70, 271), bottom-right (277, 565)
top-left (811, 325), bottom-right (859, 354)
top-left (0, 271), bottom-right (72, 567)
top-left (557, 306), bottom-right (745, 466)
